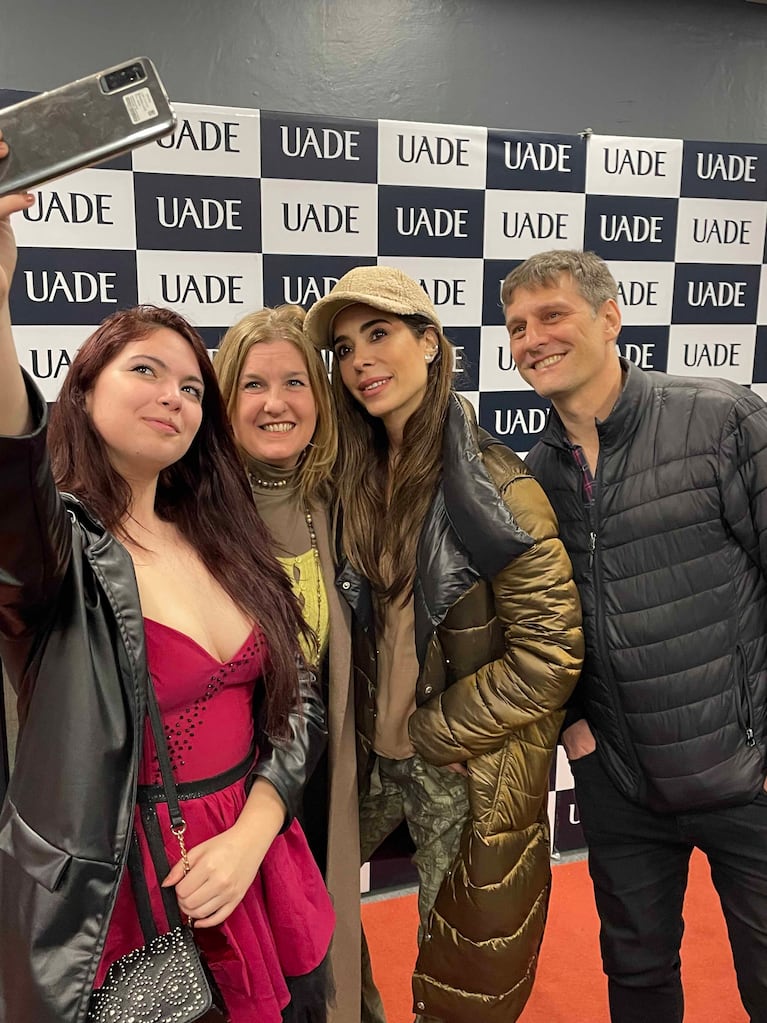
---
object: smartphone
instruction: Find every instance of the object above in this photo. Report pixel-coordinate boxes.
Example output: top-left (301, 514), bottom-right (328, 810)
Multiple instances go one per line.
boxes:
top-left (0, 57), bottom-right (176, 196)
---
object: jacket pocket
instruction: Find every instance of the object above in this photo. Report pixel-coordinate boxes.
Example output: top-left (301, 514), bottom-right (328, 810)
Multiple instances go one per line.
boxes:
top-left (735, 644), bottom-right (757, 749)
top-left (0, 798), bottom-right (72, 892)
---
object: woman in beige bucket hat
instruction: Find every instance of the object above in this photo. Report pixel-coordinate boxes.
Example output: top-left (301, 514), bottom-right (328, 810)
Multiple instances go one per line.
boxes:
top-left (305, 266), bottom-right (583, 1023)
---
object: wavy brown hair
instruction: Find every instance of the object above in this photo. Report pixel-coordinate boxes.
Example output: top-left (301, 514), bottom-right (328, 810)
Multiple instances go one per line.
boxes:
top-left (215, 305), bottom-right (337, 502)
top-left (48, 305), bottom-right (306, 738)
top-left (331, 313), bottom-right (453, 603)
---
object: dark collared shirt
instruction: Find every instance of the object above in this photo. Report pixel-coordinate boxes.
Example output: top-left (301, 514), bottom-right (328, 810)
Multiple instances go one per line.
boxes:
top-left (567, 442), bottom-right (596, 506)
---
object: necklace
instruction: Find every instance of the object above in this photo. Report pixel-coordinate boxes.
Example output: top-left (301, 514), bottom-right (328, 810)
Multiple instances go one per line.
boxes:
top-left (248, 471), bottom-right (290, 490)
top-left (302, 503), bottom-right (324, 666)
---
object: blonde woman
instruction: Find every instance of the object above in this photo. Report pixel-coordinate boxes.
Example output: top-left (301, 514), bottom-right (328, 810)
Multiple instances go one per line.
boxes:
top-left (215, 306), bottom-right (359, 1023)
top-left (305, 267), bottom-right (584, 1023)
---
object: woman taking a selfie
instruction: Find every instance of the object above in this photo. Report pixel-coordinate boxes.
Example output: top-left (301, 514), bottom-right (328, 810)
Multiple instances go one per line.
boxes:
top-left (304, 266), bottom-right (583, 1023)
top-left (215, 306), bottom-right (359, 1023)
top-left (0, 150), bottom-right (334, 1023)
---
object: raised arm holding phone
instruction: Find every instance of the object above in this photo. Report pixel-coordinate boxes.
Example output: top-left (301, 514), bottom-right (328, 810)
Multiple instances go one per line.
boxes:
top-left (0, 176), bottom-right (34, 432)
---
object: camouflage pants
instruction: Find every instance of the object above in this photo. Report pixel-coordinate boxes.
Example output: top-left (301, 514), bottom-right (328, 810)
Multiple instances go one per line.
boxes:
top-left (360, 753), bottom-right (470, 1023)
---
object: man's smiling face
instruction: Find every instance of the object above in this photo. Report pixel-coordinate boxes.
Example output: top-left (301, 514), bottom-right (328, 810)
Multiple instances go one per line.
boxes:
top-left (504, 273), bottom-right (621, 403)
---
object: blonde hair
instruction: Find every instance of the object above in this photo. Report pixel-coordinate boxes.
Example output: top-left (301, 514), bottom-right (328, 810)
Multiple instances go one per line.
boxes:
top-left (215, 305), bottom-right (337, 502)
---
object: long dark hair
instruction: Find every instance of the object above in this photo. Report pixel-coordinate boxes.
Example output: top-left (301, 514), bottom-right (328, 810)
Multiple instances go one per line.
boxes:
top-left (48, 305), bottom-right (306, 738)
top-left (331, 313), bottom-right (453, 603)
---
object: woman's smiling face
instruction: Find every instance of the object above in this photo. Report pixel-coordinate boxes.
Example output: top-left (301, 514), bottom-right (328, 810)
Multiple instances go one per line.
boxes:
top-left (86, 327), bottom-right (205, 479)
top-left (332, 304), bottom-right (437, 438)
top-left (231, 338), bottom-right (318, 468)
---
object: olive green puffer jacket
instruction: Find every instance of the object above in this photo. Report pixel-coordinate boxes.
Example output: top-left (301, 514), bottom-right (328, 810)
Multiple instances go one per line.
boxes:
top-left (337, 395), bottom-right (583, 1022)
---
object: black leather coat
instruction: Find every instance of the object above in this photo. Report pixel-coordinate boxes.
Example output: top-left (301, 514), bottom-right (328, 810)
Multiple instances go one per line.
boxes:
top-left (527, 359), bottom-right (767, 813)
top-left (0, 378), bottom-right (327, 1023)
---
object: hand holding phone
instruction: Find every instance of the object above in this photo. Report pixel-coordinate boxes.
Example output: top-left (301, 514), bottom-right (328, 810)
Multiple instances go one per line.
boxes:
top-left (0, 57), bottom-right (176, 197)
top-left (0, 133), bottom-right (34, 306)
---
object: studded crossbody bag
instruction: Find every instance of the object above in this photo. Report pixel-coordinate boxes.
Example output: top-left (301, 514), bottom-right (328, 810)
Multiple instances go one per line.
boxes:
top-left (87, 677), bottom-right (229, 1023)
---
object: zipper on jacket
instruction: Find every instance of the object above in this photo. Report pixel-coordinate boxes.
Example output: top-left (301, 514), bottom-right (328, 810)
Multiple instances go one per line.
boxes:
top-left (736, 643), bottom-right (756, 747)
top-left (586, 461), bottom-right (645, 786)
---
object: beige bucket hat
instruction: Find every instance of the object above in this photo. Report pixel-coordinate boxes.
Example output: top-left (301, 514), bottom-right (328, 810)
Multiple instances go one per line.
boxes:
top-left (303, 265), bottom-right (442, 349)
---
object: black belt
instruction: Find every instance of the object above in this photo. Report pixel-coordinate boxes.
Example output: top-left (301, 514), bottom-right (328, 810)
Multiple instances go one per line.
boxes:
top-left (134, 741), bottom-right (256, 931)
top-left (136, 743), bottom-right (256, 806)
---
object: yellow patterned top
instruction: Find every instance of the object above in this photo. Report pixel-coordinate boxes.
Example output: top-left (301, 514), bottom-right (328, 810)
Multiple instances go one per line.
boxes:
top-left (278, 548), bottom-right (329, 666)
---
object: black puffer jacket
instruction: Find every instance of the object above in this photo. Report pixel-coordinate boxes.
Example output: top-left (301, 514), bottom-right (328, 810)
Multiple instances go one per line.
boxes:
top-left (0, 377), bottom-right (326, 1023)
top-left (526, 359), bottom-right (767, 813)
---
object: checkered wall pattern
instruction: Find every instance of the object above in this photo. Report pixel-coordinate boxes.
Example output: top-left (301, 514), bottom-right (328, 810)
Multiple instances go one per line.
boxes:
top-left (5, 89), bottom-right (767, 862)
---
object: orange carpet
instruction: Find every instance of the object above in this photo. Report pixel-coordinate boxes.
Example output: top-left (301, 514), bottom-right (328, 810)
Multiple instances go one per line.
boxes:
top-left (361, 848), bottom-right (747, 1022)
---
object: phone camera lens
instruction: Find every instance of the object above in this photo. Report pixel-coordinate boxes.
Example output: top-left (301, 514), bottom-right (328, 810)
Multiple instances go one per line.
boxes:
top-left (103, 63), bottom-right (146, 92)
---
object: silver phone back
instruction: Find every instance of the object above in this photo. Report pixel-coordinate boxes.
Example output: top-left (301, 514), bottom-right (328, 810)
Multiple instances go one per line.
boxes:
top-left (0, 57), bottom-right (176, 195)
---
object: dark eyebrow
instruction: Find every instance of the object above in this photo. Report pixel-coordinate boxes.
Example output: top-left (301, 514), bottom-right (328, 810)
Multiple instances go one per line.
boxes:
top-left (128, 352), bottom-right (205, 389)
top-left (333, 317), bottom-right (392, 345)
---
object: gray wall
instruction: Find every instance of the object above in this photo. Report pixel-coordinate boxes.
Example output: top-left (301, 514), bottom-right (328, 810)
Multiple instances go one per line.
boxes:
top-left (2, 0), bottom-right (767, 141)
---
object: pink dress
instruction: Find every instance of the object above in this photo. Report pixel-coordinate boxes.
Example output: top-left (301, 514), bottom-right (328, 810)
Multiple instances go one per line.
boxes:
top-left (95, 619), bottom-right (335, 1023)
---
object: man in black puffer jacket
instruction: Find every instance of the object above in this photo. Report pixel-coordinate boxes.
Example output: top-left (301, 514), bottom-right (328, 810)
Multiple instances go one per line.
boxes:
top-left (502, 249), bottom-right (767, 1023)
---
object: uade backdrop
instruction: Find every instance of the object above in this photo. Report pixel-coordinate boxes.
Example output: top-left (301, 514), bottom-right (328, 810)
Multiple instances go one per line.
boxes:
top-left (3, 89), bottom-right (767, 875)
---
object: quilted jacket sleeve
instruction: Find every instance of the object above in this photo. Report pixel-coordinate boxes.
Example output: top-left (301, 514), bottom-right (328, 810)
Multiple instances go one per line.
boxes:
top-left (718, 390), bottom-right (767, 579)
top-left (409, 471), bottom-right (583, 763)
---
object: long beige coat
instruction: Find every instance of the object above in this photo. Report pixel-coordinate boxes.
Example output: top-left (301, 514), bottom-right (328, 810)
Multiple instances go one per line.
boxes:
top-left (312, 503), bottom-right (360, 1023)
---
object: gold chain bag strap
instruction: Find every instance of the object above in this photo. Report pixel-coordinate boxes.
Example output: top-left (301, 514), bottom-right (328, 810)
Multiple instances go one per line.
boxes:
top-left (88, 677), bottom-right (229, 1023)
